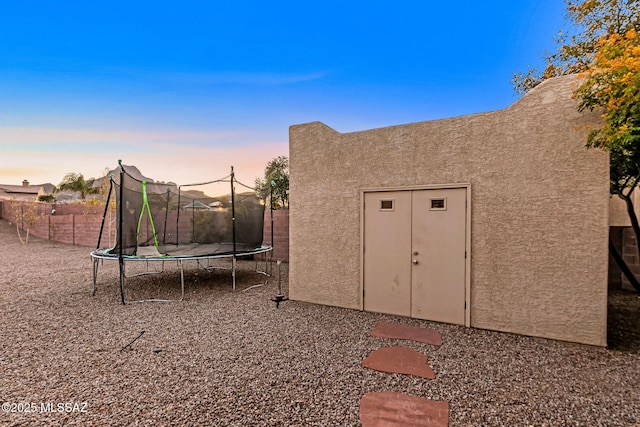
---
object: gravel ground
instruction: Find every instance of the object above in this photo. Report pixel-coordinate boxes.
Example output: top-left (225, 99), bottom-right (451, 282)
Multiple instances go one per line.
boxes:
top-left (1, 218), bottom-right (639, 426)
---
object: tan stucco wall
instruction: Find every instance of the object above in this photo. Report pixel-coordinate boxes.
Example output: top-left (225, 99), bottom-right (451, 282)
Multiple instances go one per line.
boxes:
top-left (289, 75), bottom-right (609, 346)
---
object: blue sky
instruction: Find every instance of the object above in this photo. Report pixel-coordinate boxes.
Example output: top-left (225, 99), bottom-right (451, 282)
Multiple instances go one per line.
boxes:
top-left (0, 0), bottom-right (567, 187)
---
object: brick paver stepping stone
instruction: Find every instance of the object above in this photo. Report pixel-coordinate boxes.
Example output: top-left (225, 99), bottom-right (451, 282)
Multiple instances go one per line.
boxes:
top-left (363, 346), bottom-right (436, 379)
top-left (360, 391), bottom-right (449, 427)
top-left (370, 322), bottom-right (442, 346)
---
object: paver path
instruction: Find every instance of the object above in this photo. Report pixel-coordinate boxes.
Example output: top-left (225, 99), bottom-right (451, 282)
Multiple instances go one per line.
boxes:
top-left (370, 322), bottom-right (442, 346)
top-left (361, 323), bottom-right (448, 426)
top-left (362, 346), bottom-right (436, 380)
top-left (360, 391), bottom-right (449, 427)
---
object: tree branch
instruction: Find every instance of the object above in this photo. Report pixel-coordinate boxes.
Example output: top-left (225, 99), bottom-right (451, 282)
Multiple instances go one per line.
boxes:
top-left (609, 236), bottom-right (640, 293)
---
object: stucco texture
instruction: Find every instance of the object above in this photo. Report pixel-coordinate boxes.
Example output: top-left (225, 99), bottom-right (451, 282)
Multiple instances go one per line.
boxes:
top-left (289, 75), bottom-right (609, 346)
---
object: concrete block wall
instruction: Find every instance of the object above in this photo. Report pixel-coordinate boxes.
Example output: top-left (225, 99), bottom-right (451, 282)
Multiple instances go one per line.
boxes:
top-left (1, 200), bottom-right (290, 256)
top-left (263, 209), bottom-right (289, 261)
top-left (622, 227), bottom-right (640, 289)
top-left (1, 201), bottom-right (115, 247)
top-left (0, 200), bottom-right (105, 219)
top-left (609, 227), bottom-right (624, 289)
top-left (609, 226), bottom-right (640, 290)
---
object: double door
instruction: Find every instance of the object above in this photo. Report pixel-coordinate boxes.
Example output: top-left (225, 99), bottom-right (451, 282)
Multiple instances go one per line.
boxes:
top-left (363, 188), bottom-right (467, 325)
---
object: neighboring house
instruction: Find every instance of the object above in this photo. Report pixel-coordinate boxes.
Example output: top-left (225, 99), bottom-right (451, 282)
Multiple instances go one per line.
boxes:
top-left (183, 201), bottom-right (212, 210)
top-left (54, 190), bottom-right (83, 203)
top-left (289, 75), bottom-right (609, 347)
top-left (40, 183), bottom-right (56, 195)
top-left (0, 180), bottom-right (46, 201)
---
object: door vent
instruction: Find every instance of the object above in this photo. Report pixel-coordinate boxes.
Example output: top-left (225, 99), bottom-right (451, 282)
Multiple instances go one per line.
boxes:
top-left (380, 199), bottom-right (394, 211)
top-left (430, 198), bottom-right (446, 210)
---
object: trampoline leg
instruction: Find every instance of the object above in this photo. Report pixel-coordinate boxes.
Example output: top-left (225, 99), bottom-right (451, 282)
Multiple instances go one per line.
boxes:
top-left (277, 260), bottom-right (282, 294)
top-left (92, 258), bottom-right (99, 296)
top-left (179, 260), bottom-right (185, 301)
top-left (119, 260), bottom-right (126, 305)
top-left (232, 257), bottom-right (236, 291)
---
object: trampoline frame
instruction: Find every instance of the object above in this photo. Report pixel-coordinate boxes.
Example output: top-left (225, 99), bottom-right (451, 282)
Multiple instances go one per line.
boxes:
top-left (90, 245), bottom-right (273, 303)
top-left (91, 161), bottom-right (274, 304)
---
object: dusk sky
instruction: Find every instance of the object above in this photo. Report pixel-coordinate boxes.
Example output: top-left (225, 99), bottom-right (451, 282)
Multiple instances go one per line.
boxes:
top-left (0, 0), bottom-right (567, 187)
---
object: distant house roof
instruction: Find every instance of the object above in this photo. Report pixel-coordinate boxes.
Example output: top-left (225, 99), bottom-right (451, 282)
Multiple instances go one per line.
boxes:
top-left (0, 184), bottom-right (42, 195)
top-left (40, 183), bottom-right (56, 194)
top-left (0, 180), bottom-right (57, 201)
top-left (0, 181), bottom-right (46, 201)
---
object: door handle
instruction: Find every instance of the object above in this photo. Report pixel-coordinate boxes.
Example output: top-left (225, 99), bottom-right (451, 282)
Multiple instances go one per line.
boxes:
top-left (412, 259), bottom-right (419, 265)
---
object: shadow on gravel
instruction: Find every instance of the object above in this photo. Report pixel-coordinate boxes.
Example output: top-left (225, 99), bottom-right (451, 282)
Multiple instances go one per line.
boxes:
top-left (607, 290), bottom-right (640, 352)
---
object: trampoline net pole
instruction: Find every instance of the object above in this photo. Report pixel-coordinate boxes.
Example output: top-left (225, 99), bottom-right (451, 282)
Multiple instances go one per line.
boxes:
top-left (231, 166), bottom-right (237, 256)
top-left (96, 176), bottom-right (114, 250)
top-left (231, 166), bottom-right (237, 290)
top-left (118, 162), bottom-right (125, 305)
top-left (269, 180), bottom-right (274, 274)
top-left (163, 188), bottom-right (170, 244)
top-left (177, 187), bottom-right (181, 246)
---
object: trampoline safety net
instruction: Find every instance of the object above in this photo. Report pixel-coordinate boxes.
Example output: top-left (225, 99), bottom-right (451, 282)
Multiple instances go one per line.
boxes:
top-left (101, 165), bottom-right (266, 258)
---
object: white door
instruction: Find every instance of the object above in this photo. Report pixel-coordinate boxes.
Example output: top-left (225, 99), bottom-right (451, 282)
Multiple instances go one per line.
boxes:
top-left (363, 188), bottom-right (467, 325)
top-left (363, 191), bottom-right (412, 316)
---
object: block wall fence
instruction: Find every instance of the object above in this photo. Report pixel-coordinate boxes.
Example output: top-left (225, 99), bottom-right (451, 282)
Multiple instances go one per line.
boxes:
top-left (609, 226), bottom-right (640, 290)
top-left (0, 200), bottom-right (289, 261)
top-left (0, 201), bottom-right (112, 247)
top-left (262, 209), bottom-right (290, 262)
top-left (1, 200), bottom-right (637, 286)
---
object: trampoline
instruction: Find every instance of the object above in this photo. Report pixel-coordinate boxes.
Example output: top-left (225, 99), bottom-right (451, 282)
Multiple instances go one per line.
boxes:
top-left (91, 161), bottom-right (273, 303)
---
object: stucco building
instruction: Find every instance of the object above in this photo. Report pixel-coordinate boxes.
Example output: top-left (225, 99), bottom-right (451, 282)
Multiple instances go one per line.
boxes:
top-left (289, 75), bottom-right (609, 346)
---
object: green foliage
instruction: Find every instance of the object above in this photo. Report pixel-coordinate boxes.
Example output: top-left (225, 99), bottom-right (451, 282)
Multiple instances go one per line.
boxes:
top-left (512, 0), bottom-right (640, 195)
top-left (57, 172), bottom-right (99, 200)
top-left (255, 156), bottom-right (289, 209)
top-left (512, 0), bottom-right (640, 94)
top-left (578, 25), bottom-right (640, 292)
top-left (575, 29), bottom-right (640, 195)
top-left (38, 194), bottom-right (56, 202)
top-left (192, 210), bottom-right (231, 242)
top-left (515, 0), bottom-right (640, 291)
